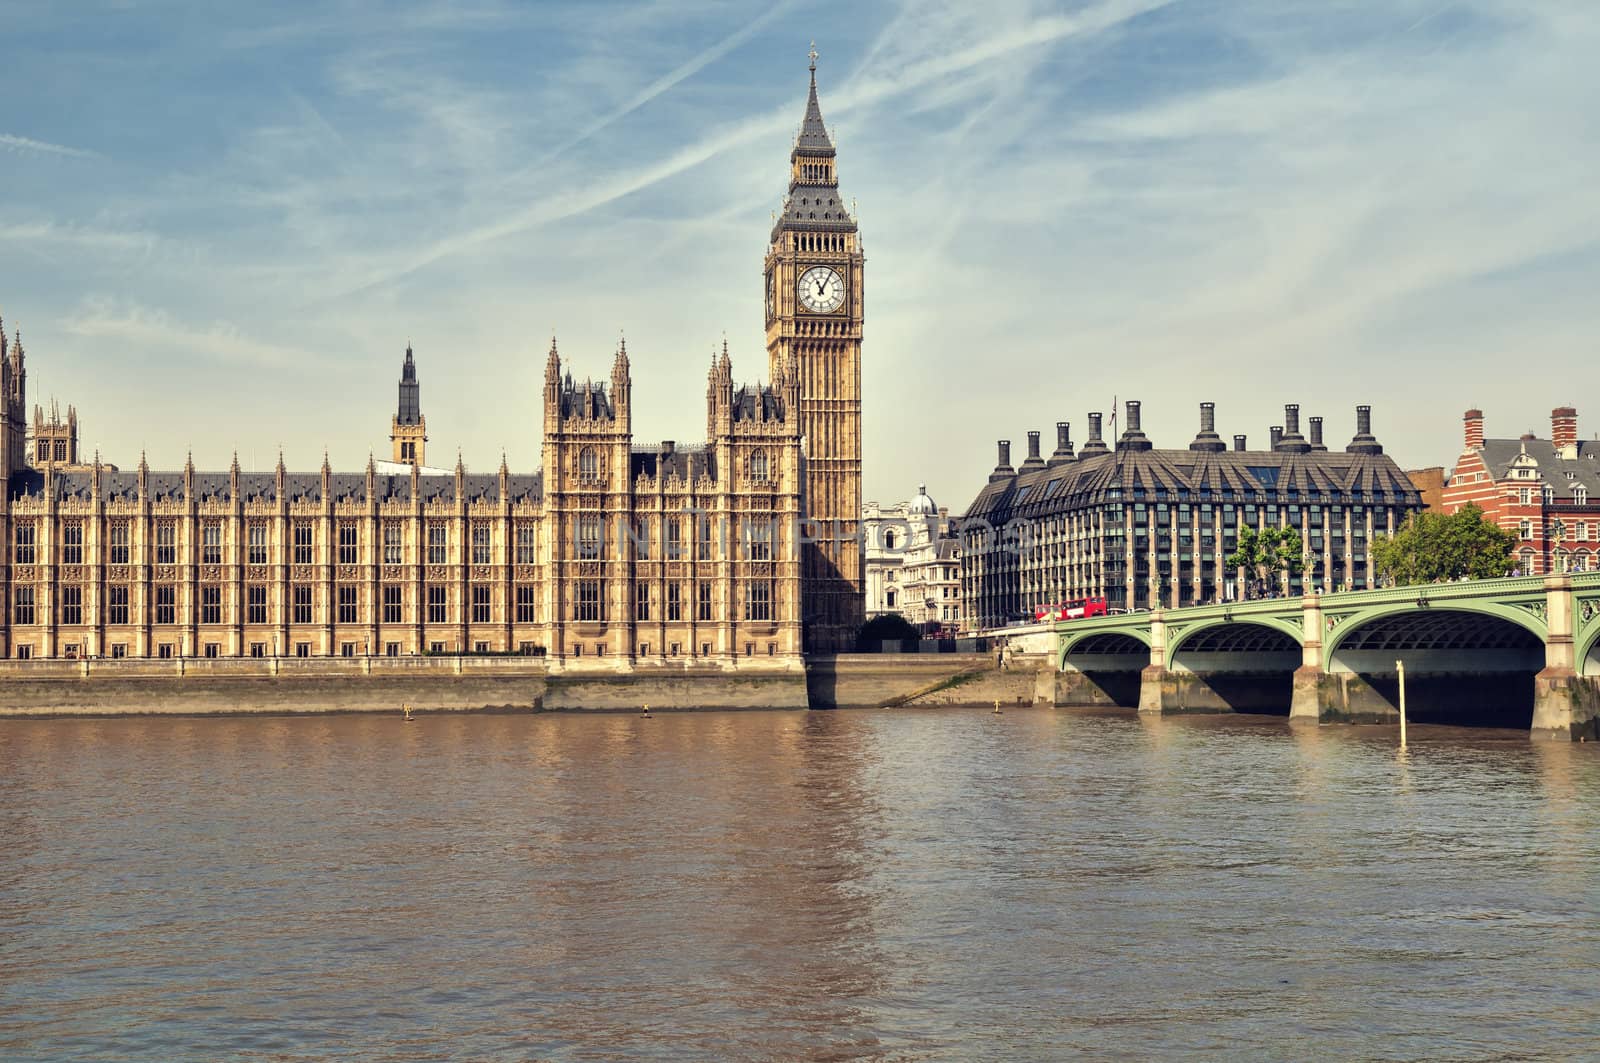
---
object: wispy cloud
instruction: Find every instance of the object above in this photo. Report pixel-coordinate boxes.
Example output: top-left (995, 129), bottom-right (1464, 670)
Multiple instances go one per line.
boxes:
top-left (0, 132), bottom-right (96, 158)
top-left (63, 297), bottom-right (319, 370)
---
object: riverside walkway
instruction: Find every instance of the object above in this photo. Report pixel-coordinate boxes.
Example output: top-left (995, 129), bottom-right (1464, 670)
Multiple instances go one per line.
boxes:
top-left (1052, 573), bottom-right (1600, 739)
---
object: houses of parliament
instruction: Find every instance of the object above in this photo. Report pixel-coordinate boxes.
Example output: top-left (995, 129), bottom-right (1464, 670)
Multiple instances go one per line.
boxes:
top-left (0, 59), bottom-right (865, 663)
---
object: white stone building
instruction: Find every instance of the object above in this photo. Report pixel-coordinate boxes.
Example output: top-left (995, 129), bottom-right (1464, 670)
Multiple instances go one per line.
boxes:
top-left (862, 485), bottom-right (963, 633)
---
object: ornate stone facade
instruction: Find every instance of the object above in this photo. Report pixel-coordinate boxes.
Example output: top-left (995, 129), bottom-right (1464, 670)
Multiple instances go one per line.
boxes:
top-left (0, 61), bottom-right (856, 665)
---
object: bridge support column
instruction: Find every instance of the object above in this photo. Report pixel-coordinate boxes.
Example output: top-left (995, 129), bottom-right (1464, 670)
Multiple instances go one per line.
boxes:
top-left (1533, 575), bottom-right (1600, 740)
top-left (1290, 592), bottom-right (1325, 722)
top-left (1138, 609), bottom-right (1167, 714)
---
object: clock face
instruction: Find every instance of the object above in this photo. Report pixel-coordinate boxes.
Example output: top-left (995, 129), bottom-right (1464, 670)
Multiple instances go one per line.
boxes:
top-left (797, 265), bottom-right (845, 314)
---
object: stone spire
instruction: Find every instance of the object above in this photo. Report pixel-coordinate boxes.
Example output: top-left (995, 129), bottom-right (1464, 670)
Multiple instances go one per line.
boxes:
top-left (396, 344), bottom-right (421, 426)
top-left (797, 42), bottom-right (835, 155)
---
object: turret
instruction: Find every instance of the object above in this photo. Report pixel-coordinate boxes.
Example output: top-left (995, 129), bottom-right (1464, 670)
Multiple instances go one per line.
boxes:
top-left (611, 335), bottom-right (632, 420)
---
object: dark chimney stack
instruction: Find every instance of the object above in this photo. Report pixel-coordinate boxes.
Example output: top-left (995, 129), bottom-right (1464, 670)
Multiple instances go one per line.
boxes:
top-left (1118, 399), bottom-right (1152, 452)
top-left (1234, 434), bottom-right (1247, 452)
top-left (1346, 404), bottom-right (1383, 455)
top-left (1309, 416), bottom-right (1326, 450)
top-left (1021, 430), bottom-right (1045, 470)
top-left (1277, 403), bottom-right (1311, 452)
top-left (990, 439), bottom-right (1015, 482)
top-left (1190, 401), bottom-right (1226, 452)
top-left (1049, 421), bottom-right (1075, 466)
top-left (1080, 412), bottom-right (1109, 456)
top-left (1270, 425), bottom-right (1284, 450)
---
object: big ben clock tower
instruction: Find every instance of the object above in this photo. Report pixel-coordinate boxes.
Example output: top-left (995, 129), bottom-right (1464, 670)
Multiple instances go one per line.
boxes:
top-left (765, 46), bottom-right (864, 652)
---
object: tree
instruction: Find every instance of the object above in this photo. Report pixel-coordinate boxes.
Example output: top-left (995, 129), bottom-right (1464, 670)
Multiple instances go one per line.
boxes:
top-left (856, 613), bottom-right (919, 651)
top-left (1226, 526), bottom-right (1304, 599)
top-left (1371, 503), bottom-right (1516, 586)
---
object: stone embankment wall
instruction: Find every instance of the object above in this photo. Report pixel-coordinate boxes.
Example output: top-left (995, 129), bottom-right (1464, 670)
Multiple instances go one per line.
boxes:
top-left (805, 654), bottom-right (1043, 709)
top-left (0, 654), bottom-right (1029, 715)
top-left (0, 658), bottom-right (547, 717)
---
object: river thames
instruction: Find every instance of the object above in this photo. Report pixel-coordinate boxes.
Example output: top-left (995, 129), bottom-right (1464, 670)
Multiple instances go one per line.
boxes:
top-left (1, 708), bottom-right (1596, 1061)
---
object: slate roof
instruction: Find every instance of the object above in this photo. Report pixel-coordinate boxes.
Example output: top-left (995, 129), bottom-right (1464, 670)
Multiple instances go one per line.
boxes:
top-left (797, 70), bottom-right (835, 154)
top-left (732, 384), bottom-right (786, 423)
top-left (1475, 437), bottom-right (1600, 499)
top-left (13, 468), bottom-right (544, 505)
top-left (630, 445), bottom-right (716, 484)
top-left (963, 445), bottom-right (1423, 524)
top-left (559, 376), bottom-right (614, 420)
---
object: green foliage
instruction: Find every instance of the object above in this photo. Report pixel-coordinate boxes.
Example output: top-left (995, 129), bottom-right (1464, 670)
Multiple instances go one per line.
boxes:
top-left (1371, 503), bottom-right (1517, 586)
top-left (1226, 526), bottom-right (1305, 597)
top-left (857, 613), bottom-right (919, 649)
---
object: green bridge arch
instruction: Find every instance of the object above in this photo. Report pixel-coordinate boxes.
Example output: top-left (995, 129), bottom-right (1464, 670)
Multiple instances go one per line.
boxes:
top-left (1578, 623), bottom-right (1600, 677)
top-left (1323, 599), bottom-right (1548, 660)
top-left (1058, 627), bottom-right (1150, 672)
top-left (1162, 615), bottom-right (1304, 670)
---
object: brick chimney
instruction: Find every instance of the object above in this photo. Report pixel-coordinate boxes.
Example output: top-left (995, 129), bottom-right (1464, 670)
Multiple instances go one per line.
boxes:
top-left (1463, 409), bottom-right (1484, 449)
top-left (1552, 407), bottom-right (1578, 459)
top-left (1233, 434), bottom-right (1247, 452)
top-left (1269, 425), bottom-right (1284, 450)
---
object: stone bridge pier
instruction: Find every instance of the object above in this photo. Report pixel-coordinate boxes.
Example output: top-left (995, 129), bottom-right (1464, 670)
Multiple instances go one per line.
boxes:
top-left (1093, 575), bottom-right (1600, 740)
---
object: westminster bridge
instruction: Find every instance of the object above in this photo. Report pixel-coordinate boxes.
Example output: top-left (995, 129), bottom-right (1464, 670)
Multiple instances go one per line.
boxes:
top-left (1051, 572), bottom-right (1600, 739)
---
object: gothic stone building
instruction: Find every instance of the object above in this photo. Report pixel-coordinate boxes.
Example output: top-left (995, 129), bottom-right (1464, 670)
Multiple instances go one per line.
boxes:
top-left (1444, 407), bottom-right (1600, 575)
top-left (961, 401), bottom-right (1424, 630)
top-left (0, 60), bottom-right (864, 661)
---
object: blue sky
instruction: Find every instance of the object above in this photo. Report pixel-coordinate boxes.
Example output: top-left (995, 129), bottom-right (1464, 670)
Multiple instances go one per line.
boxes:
top-left (2, 0), bottom-right (1597, 510)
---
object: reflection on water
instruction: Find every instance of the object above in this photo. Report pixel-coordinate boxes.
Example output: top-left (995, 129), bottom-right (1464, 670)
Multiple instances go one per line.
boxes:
top-left (1, 709), bottom-right (1596, 1060)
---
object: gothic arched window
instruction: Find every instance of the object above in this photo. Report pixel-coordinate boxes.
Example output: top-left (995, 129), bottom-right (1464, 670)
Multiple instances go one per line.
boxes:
top-left (578, 447), bottom-right (599, 480)
top-left (884, 529), bottom-right (897, 550)
top-left (750, 450), bottom-right (769, 481)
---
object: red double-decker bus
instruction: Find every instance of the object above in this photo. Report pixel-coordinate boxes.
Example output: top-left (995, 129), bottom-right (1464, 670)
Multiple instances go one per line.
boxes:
top-left (1033, 597), bottom-right (1108, 622)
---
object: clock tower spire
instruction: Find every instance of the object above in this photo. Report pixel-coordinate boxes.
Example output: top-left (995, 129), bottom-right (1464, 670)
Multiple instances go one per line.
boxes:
top-left (765, 46), bottom-right (864, 652)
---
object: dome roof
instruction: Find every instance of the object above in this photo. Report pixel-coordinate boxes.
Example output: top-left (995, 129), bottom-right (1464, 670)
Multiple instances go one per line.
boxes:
top-left (908, 483), bottom-right (938, 516)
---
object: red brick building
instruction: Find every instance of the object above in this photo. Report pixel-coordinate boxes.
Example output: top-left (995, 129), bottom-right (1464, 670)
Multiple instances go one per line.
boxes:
top-left (1444, 407), bottom-right (1599, 575)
